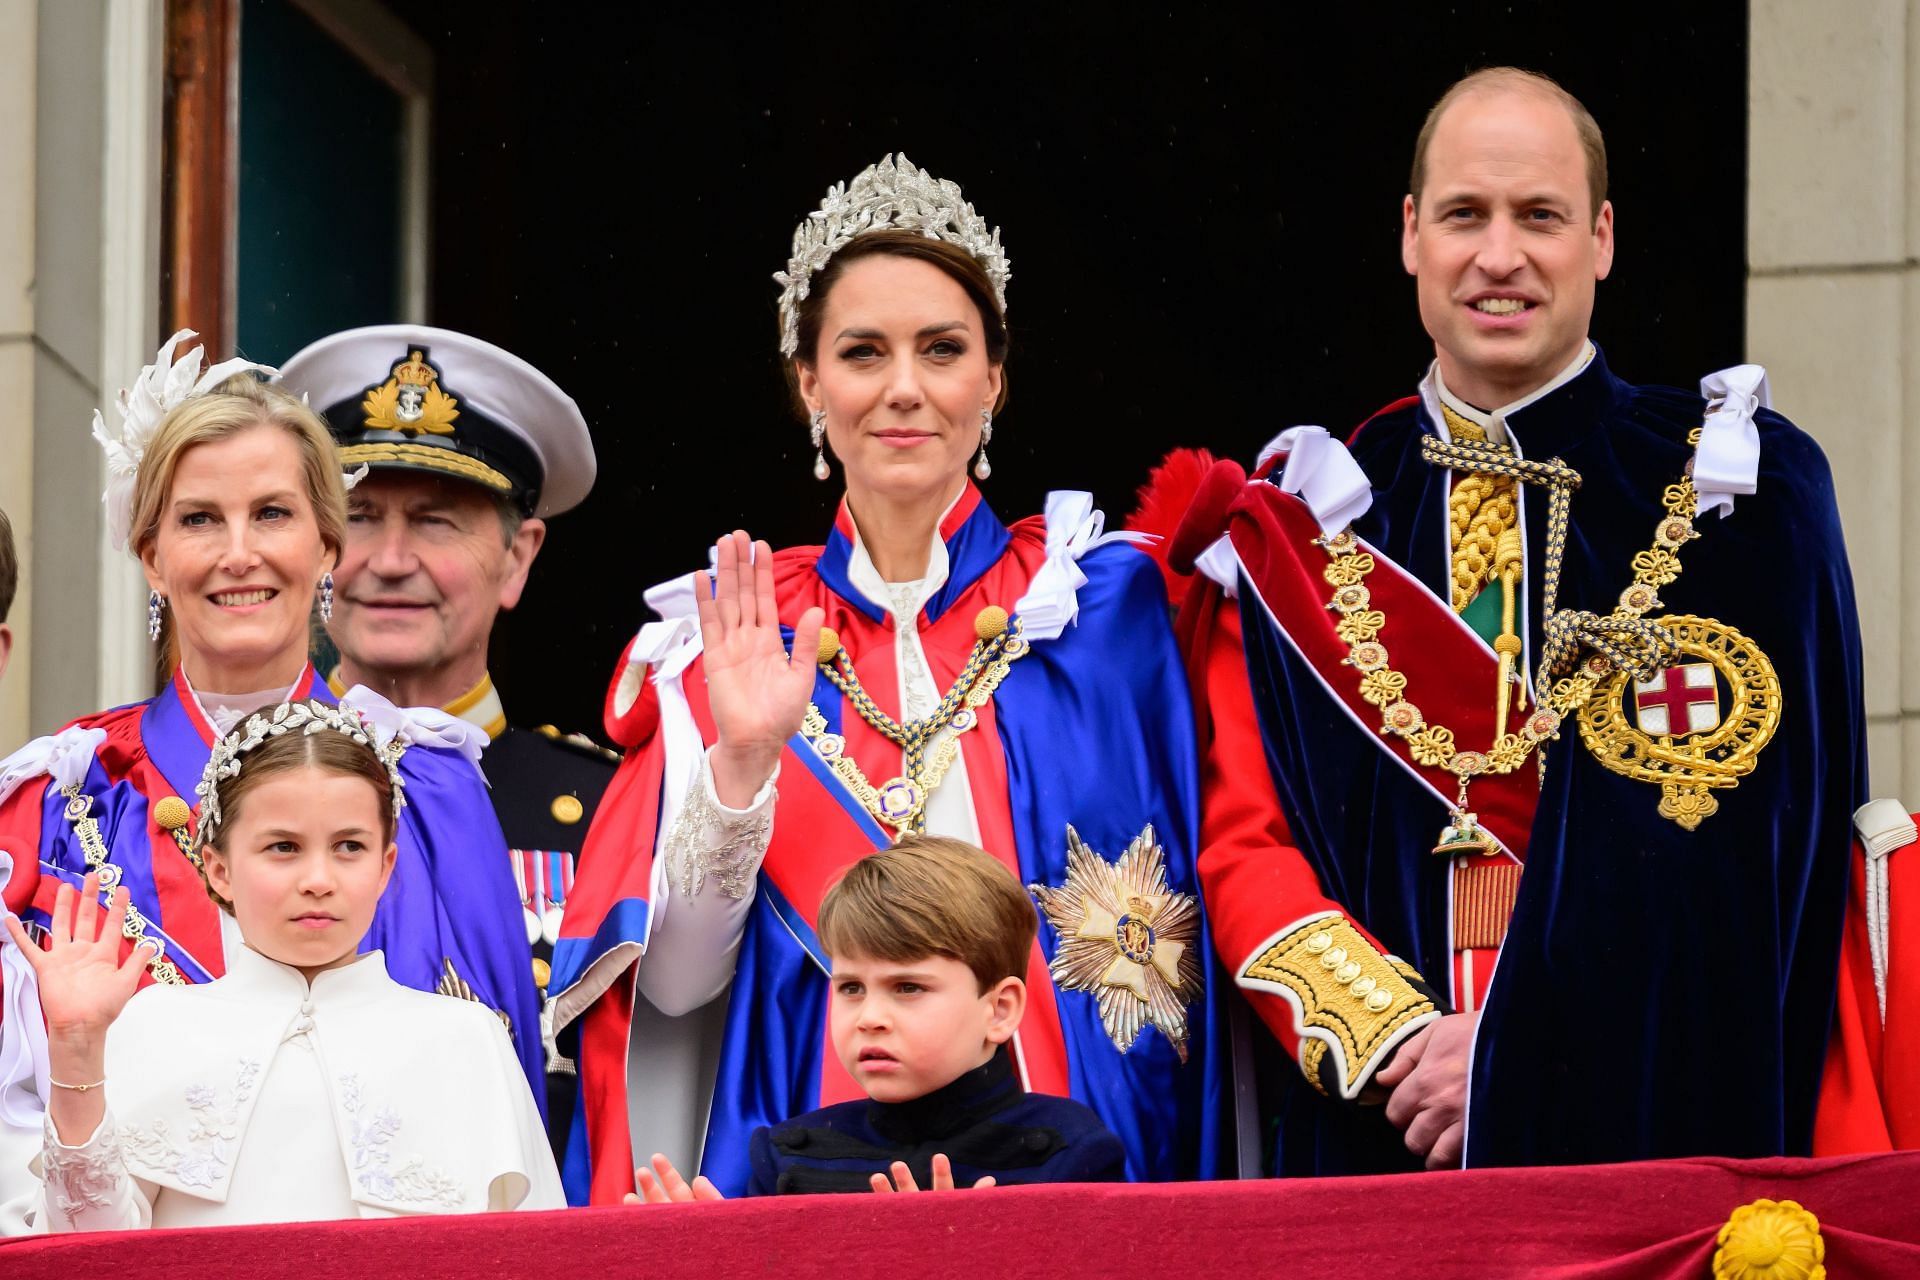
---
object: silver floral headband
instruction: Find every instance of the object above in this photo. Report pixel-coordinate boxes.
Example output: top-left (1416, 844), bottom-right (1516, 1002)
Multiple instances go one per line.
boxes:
top-left (773, 153), bottom-right (1010, 358)
top-left (192, 699), bottom-right (406, 858)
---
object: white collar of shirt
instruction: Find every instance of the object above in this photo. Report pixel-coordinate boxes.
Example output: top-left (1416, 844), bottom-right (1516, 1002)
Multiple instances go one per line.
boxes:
top-left (182, 668), bottom-right (311, 738)
top-left (844, 487), bottom-right (966, 622)
top-left (1430, 340), bottom-right (1596, 446)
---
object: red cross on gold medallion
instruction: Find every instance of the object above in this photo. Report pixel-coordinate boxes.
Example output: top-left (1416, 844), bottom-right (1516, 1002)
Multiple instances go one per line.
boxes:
top-left (1633, 662), bottom-right (1720, 738)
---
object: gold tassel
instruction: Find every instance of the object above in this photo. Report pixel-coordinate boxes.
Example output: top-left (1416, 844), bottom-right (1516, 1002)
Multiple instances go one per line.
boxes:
top-left (1493, 527), bottom-right (1526, 736)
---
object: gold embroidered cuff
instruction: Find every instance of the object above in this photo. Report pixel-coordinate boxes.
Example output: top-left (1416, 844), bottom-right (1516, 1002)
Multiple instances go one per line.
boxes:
top-left (1237, 914), bottom-right (1439, 1100)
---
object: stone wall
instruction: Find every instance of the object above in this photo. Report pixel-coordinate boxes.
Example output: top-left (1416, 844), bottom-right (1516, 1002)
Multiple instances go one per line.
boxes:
top-left (1748, 0), bottom-right (1920, 802)
top-left (0, 0), bottom-right (158, 749)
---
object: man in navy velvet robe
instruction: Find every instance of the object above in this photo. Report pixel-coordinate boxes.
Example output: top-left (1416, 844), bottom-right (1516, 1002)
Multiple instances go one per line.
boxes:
top-left (1182, 67), bottom-right (1866, 1174)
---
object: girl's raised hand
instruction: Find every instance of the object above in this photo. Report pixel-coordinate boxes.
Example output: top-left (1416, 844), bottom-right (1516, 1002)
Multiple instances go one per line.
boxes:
top-left (3, 873), bottom-right (155, 1038)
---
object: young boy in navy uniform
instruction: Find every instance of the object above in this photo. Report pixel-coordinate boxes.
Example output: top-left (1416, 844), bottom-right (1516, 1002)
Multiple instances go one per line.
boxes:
top-left (628, 836), bottom-right (1124, 1199)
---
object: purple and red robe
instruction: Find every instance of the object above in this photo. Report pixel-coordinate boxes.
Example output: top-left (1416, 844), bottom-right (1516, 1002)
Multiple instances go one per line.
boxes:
top-left (553, 484), bottom-right (1227, 1203)
top-left (0, 667), bottom-right (544, 1103)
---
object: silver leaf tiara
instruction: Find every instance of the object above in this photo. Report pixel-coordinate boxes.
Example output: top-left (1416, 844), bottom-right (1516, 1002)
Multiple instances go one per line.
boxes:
top-left (192, 699), bottom-right (407, 859)
top-left (773, 153), bottom-right (1011, 358)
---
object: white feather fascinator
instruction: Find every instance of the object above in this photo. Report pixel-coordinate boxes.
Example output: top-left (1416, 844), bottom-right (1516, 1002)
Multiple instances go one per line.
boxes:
top-left (91, 329), bottom-right (277, 553)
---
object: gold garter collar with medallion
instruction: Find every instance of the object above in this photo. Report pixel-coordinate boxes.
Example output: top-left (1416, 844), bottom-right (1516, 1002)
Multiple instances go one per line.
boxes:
top-left (1305, 383), bottom-right (1780, 838)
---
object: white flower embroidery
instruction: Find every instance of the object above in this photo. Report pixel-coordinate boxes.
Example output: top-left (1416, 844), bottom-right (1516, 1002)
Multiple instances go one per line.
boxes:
top-left (119, 1057), bottom-right (260, 1191)
top-left (42, 1121), bottom-right (125, 1217)
top-left (339, 1073), bottom-right (465, 1209)
top-left (175, 1150), bottom-right (220, 1188)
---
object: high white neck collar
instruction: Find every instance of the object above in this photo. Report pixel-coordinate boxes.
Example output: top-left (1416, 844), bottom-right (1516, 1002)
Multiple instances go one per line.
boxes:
top-left (181, 667), bottom-right (310, 738)
top-left (844, 487), bottom-right (966, 621)
top-left (219, 938), bottom-right (391, 1001)
top-left (1430, 340), bottom-right (1596, 443)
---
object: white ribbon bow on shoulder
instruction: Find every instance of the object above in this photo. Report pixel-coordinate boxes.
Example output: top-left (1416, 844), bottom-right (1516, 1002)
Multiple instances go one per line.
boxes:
top-left (0, 726), bottom-right (108, 811)
top-left (632, 571), bottom-right (706, 684)
top-left (337, 685), bottom-right (489, 771)
top-left (1013, 491), bottom-right (1149, 642)
top-left (1695, 364), bottom-right (1769, 519)
top-left (1265, 426), bottom-right (1374, 536)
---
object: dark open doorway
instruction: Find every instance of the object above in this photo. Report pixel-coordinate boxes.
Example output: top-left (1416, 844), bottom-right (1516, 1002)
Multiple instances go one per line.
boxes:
top-left (207, 1), bottom-right (1748, 739)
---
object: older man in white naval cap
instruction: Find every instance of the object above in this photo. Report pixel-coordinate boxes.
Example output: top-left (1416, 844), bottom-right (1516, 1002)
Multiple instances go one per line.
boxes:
top-left (278, 326), bottom-right (612, 1194)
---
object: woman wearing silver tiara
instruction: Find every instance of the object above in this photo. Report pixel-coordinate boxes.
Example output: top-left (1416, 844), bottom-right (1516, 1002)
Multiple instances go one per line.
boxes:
top-left (557, 155), bottom-right (1227, 1201)
top-left (10, 699), bottom-right (561, 1228)
top-left (0, 337), bottom-right (543, 1233)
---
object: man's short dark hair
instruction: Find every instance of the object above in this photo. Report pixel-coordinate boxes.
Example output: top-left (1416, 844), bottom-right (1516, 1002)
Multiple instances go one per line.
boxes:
top-left (1410, 66), bottom-right (1609, 225)
top-left (0, 505), bottom-right (16, 624)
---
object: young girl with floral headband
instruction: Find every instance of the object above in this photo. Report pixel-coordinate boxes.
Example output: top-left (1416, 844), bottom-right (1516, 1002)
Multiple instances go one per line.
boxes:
top-left (6, 698), bottom-right (562, 1229)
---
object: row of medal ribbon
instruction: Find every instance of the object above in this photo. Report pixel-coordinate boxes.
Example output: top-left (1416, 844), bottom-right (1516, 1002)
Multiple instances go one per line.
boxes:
top-left (512, 847), bottom-right (573, 946)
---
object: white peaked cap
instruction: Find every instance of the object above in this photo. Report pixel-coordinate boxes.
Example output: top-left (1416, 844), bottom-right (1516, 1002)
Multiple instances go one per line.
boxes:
top-left (276, 324), bottom-right (596, 518)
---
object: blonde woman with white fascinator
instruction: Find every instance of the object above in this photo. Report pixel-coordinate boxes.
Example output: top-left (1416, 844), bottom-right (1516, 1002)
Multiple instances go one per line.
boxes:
top-left (556, 156), bottom-right (1230, 1201)
top-left (0, 335), bottom-right (545, 1233)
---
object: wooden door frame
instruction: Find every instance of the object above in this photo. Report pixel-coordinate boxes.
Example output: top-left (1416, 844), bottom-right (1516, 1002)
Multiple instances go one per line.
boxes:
top-left (161, 0), bottom-right (240, 350)
top-left (161, 0), bottom-right (432, 350)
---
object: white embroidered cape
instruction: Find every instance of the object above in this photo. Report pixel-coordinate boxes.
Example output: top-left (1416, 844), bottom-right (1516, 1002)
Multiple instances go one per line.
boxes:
top-left (31, 944), bottom-right (561, 1231)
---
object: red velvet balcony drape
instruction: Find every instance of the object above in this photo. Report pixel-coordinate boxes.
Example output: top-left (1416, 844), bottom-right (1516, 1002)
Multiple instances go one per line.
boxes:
top-left (6, 1152), bottom-right (1917, 1279)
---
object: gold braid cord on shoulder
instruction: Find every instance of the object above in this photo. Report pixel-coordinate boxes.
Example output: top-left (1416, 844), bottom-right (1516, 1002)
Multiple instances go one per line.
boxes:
top-left (1237, 913), bottom-right (1437, 1099)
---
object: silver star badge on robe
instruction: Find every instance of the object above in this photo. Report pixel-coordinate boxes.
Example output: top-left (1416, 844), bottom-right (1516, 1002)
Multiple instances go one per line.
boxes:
top-left (1030, 825), bottom-right (1202, 1062)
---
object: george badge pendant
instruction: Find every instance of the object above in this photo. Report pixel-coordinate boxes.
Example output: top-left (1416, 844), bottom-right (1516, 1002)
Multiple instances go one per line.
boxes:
top-left (1430, 753), bottom-right (1502, 857)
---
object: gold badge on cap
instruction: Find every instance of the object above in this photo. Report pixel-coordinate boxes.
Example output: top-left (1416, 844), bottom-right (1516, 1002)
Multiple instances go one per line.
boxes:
top-left (361, 348), bottom-right (460, 437)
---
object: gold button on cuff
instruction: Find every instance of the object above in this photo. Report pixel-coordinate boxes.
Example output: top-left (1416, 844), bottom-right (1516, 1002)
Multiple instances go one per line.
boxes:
top-left (1239, 914), bottom-right (1439, 1101)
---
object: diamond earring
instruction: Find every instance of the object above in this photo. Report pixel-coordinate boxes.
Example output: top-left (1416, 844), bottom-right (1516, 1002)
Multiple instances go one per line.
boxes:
top-left (974, 409), bottom-right (994, 481)
top-left (810, 409), bottom-right (830, 481)
top-left (319, 572), bottom-right (335, 623)
top-left (147, 589), bottom-right (165, 643)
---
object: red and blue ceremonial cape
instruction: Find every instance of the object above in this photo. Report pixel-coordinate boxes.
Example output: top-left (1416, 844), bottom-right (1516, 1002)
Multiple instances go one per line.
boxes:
top-left (554, 484), bottom-right (1227, 1202)
top-left (1189, 347), bottom-right (1865, 1173)
top-left (0, 666), bottom-right (545, 1104)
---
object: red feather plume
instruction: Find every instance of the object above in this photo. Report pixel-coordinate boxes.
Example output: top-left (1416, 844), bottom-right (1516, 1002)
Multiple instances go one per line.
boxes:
top-left (1126, 447), bottom-right (1219, 610)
